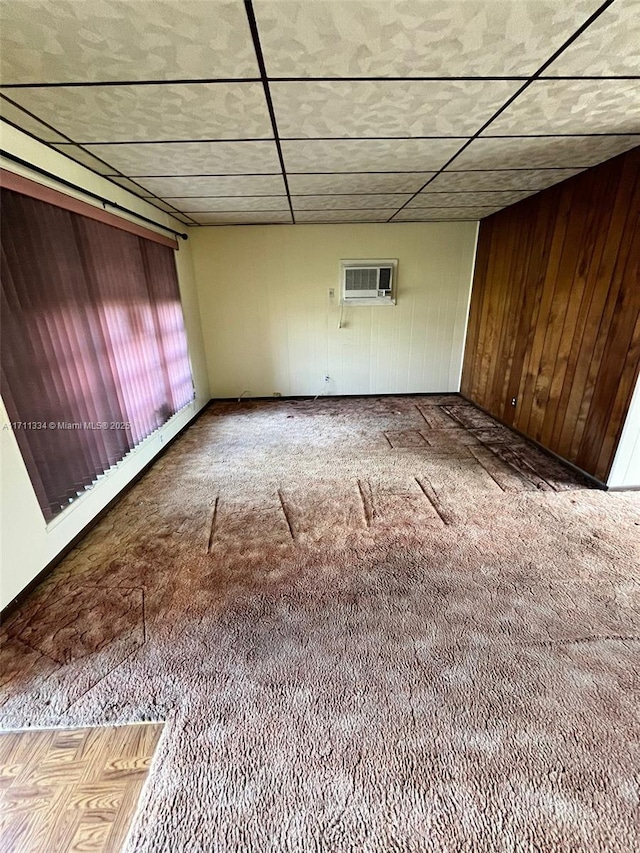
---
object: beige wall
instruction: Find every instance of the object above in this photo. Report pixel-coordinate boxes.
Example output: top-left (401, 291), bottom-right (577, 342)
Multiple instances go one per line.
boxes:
top-left (0, 121), bottom-right (209, 609)
top-left (191, 222), bottom-right (478, 399)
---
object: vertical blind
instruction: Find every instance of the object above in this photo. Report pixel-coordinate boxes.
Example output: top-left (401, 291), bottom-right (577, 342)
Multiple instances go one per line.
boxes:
top-left (1, 186), bottom-right (194, 522)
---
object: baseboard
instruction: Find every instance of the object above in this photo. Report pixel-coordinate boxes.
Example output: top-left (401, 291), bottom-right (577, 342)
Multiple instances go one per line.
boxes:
top-left (1, 401), bottom-right (212, 621)
top-left (459, 393), bottom-right (607, 490)
top-left (211, 391), bottom-right (463, 402)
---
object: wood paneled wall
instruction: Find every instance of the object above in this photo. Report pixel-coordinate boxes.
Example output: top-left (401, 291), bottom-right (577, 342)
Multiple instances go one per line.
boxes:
top-left (461, 146), bottom-right (640, 483)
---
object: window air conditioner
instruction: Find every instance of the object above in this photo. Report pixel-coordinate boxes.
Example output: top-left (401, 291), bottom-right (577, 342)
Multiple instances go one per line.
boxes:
top-left (340, 259), bottom-right (397, 305)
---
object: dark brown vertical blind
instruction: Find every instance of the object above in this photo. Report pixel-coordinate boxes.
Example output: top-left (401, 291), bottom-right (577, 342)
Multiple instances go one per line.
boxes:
top-left (1, 186), bottom-right (194, 521)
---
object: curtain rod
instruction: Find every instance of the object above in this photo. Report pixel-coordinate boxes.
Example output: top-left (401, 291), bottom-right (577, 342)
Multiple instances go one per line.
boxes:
top-left (0, 150), bottom-right (189, 240)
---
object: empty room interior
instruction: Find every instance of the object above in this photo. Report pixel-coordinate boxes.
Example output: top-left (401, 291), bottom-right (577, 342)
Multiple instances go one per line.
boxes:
top-left (1, 1), bottom-right (639, 851)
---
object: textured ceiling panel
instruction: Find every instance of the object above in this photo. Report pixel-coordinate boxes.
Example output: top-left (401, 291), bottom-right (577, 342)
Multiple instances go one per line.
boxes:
top-left (282, 139), bottom-right (462, 173)
top-left (292, 194), bottom-right (410, 210)
top-left (194, 211), bottom-right (293, 225)
top-left (271, 80), bottom-right (520, 138)
top-left (3, 83), bottom-right (273, 143)
top-left (254, 0), bottom-right (602, 77)
top-left (51, 144), bottom-right (117, 175)
top-left (426, 168), bottom-right (584, 192)
top-left (177, 196), bottom-right (290, 212)
top-left (394, 207), bottom-right (499, 220)
top-left (296, 210), bottom-right (391, 222)
top-left (451, 136), bottom-right (640, 171)
top-left (131, 175), bottom-right (287, 198)
top-left (287, 173), bottom-right (435, 194)
top-left (2, 0), bottom-right (638, 227)
top-left (0, 0), bottom-right (258, 84)
top-left (407, 190), bottom-right (536, 208)
top-left (0, 96), bottom-right (68, 142)
top-left (486, 80), bottom-right (640, 136)
top-left (82, 142), bottom-right (282, 176)
top-left (542, 0), bottom-right (640, 76)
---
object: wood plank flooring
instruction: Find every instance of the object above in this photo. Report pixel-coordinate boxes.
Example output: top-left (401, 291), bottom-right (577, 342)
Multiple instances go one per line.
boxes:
top-left (0, 723), bottom-right (163, 852)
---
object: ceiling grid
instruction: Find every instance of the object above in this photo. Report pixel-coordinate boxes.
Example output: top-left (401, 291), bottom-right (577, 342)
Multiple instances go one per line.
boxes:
top-left (0, 0), bottom-right (638, 226)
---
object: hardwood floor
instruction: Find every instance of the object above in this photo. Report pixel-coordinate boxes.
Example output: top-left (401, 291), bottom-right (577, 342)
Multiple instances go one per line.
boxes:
top-left (0, 723), bottom-right (163, 852)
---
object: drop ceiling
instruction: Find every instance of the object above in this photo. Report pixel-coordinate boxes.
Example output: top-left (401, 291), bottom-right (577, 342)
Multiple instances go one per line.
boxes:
top-left (1, 0), bottom-right (638, 227)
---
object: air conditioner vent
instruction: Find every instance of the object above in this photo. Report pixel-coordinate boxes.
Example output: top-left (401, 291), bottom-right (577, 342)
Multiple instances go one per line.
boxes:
top-left (340, 259), bottom-right (397, 305)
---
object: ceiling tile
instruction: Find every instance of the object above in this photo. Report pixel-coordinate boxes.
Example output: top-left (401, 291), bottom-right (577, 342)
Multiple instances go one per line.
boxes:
top-left (542, 0), bottom-right (640, 76)
top-left (272, 80), bottom-right (520, 138)
top-left (407, 190), bottom-right (536, 208)
top-left (0, 0), bottom-right (258, 84)
top-left (287, 173), bottom-right (434, 194)
top-left (296, 210), bottom-right (392, 222)
top-left (82, 141), bottom-right (282, 176)
top-left (108, 176), bottom-right (153, 194)
top-left (254, 0), bottom-right (602, 77)
top-left (486, 80), bottom-right (640, 136)
top-left (0, 96), bottom-right (68, 142)
top-left (146, 199), bottom-right (196, 222)
top-left (394, 207), bottom-right (492, 221)
top-left (177, 197), bottom-right (290, 212)
top-left (450, 135), bottom-right (640, 171)
top-left (427, 168), bottom-right (584, 191)
top-left (133, 175), bottom-right (287, 197)
top-left (51, 144), bottom-right (117, 174)
top-left (3, 83), bottom-right (272, 144)
top-left (293, 194), bottom-right (409, 210)
top-left (194, 211), bottom-right (293, 225)
top-left (282, 139), bottom-right (462, 173)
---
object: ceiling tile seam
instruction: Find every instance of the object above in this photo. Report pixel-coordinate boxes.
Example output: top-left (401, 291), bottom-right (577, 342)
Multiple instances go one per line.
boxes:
top-left (386, 0), bottom-right (619, 222)
top-left (114, 168), bottom-right (592, 179)
top-left (244, 0), bottom-right (295, 224)
top-left (56, 133), bottom-right (640, 146)
top-left (0, 94), bottom-right (199, 224)
top-left (183, 206), bottom-right (501, 213)
top-left (3, 75), bottom-right (638, 89)
top-left (157, 191), bottom-right (540, 198)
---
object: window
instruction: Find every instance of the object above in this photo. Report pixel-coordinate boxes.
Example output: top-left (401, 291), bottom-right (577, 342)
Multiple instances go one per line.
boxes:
top-left (1, 183), bottom-right (194, 521)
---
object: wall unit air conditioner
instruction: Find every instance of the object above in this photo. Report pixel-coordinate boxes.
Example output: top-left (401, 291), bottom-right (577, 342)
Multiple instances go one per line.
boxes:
top-left (340, 259), bottom-right (398, 305)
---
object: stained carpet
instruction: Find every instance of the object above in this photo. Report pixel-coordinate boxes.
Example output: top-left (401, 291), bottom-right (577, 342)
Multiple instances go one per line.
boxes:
top-left (1, 395), bottom-right (639, 852)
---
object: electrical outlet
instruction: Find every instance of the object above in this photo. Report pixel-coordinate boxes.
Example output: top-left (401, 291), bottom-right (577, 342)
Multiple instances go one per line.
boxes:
top-left (329, 288), bottom-right (335, 298)
top-left (511, 397), bottom-right (517, 407)
top-left (324, 375), bottom-right (330, 382)
top-left (273, 391), bottom-right (281, 397)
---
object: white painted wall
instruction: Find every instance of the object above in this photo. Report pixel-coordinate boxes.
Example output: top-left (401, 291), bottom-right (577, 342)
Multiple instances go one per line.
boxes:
top-left (607, 372), bottom-right (640, 489)
top-left (191, 222), bottom-right (478, 398)
top-left (0, 122), bottom-right (210, 609)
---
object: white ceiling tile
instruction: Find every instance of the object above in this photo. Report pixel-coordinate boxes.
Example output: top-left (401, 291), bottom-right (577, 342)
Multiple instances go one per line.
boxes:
top-left (272, 80), bottom-right (521, 138)
top-left (177, 196), bottom-right (290, 212)
top-left (83, 141), bottom-right (282, 176)
top-left (4, 83), bottom-right (272, 143)
top-left (146, 199), bottom-right (191, 216)
top-left (427, 168), bottom-right (583, 191)
top-left (287, 173), bottom-right (434, 194)
top-left (255, 0), bottom-right (602, 77)
top-left (51, 144), bottom-right (117, 174)
top-left (394, 207), bottom-right (491, 221)
top-left (134, 175), bottom-right (286, 197)
top-left (296, 210), bottom-right (392, 222)
top-left (542, 0), bottom-right (640, 76)
top-left (450, 135), bottom-right (640, 171)
top-left (407, 190), bottom-right (536, 208)
top-left (108, 176), bottom-right (152, 195)
top-left (195, 211), bottom-right (293, 225)
top-left (282, 139), bottom-right (462, 173)
top-left (293, 194), bottom-right (409, 210)
top-left (1, 96), bottom-right (68, 142)
top-left (486, 80), bottom-right (640, 136)
top-left (0, 0), bottom-right (258, 84)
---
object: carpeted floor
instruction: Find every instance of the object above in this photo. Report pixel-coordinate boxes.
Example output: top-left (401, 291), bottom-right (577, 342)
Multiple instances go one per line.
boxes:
top-left (1, 394), bottom-right (639, 852)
